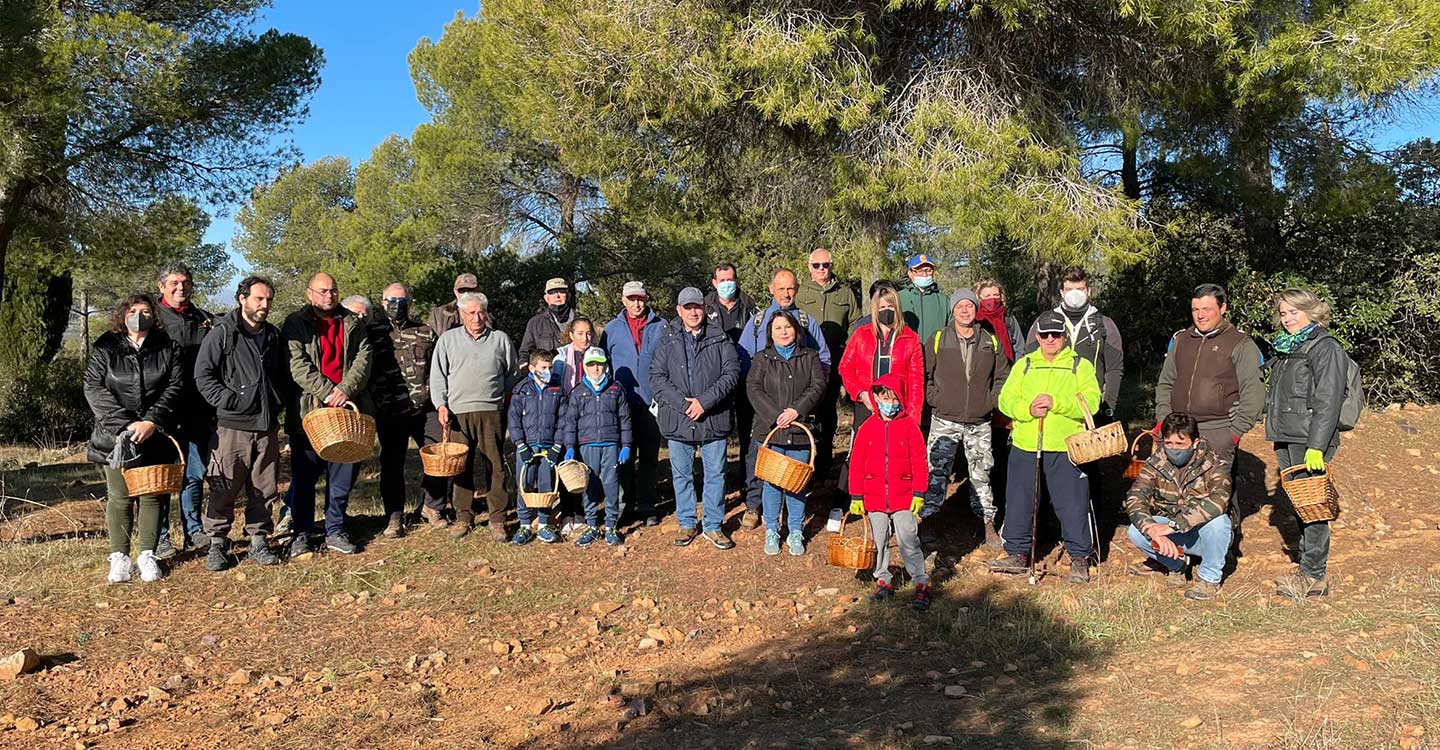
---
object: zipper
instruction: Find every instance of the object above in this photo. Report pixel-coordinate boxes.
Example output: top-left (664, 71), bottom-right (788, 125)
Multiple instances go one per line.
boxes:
top-left (883, 419), bottom-right (891, 511)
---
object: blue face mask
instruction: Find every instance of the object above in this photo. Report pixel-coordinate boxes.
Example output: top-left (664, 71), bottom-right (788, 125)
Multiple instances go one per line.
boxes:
top-left (877, 400), bottom-right (901, 418)
top-left (716, 280), bottom-right (737, 300)
top-left (1164, 446), bottom-right (1195, 467)
top-left (775, 342), bottom-right (796, 359)
top-left (913, 275), bottom-right (934, 289)
top-left (532, 368), bottom-right (552, 385)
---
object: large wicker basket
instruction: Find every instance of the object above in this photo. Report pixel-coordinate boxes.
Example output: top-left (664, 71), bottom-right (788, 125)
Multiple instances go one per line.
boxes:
top-left (826, 512), bottom-right (878, 571)
top-left (420, 425), bottom-right (468, 477)
top-left (121, 434), bottom-right (185, 497)
top-left (1065, 393), bottom-right (1126, 465)
top-left (302, 402), bottom-right (376, 464)
top-left (755, 422), bottom-right (816, 495)
top-left (519, 457), bottom-right (560, 511)
top-left (1123, 431), bottom-right (1155, 480)
top-left (1280, 465), bottom-right (1341, 523)
top-left (556, 459), bottom-right (590, 493)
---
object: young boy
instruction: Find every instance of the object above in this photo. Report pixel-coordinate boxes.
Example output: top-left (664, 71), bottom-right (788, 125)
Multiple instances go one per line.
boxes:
top-left (562, 347), bottom-right (632, 547)
top-left (848, 373), bottom-right (932, 611)
top-left (506, 349), bottom-right (568, 545)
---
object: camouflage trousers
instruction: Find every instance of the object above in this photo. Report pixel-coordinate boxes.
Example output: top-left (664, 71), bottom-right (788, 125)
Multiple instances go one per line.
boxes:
top-left (923, 416), bottom-right (995, 522)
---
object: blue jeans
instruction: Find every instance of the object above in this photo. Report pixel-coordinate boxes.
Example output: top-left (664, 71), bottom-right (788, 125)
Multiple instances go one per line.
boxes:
top-left (760, 444), bottom-right (808, 535)
top-left (289, 432), bottom-right (359, 537)
top-left (669, 439), bottom-right (727, 533)
top-left (580, 444), bottom-right (620, 529)
top-left (157, 435), bottom-right (207, 544)
top-left (1126, 514), bottom-right (1232, 584)
top-left (515, 447), bottom-right (555, 526)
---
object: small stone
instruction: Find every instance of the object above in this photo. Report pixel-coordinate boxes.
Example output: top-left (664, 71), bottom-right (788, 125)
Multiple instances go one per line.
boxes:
top-left (592, 601), bottom-right (623, 616)
top-left (530, 698), bottom-right (556, 716)
top-left (390, 583), bottom-right (408, 594)
top-left (542, 652), bottom-right (569, 665)
top-left (225, 669), bottom-right (256, 686)
top-left (922, 736), bottom-right (953, 745)
top-left (1179, 716), bottom-right (1203, 729)
top-left (490, 641), bottom-right (512, 655)
top-left (632, 597), bottom-right (656, 610)
top-left (200, 635), bottom-right (219, 646)
top-left (0, 648), bottom-right (41, 681)
top-left (638, 638), bottom-right (659, 650)
top-left (994, 675), bottom-right (1016, 687)
top-left (15, 717), bottom-right (39, 732)
top-left (943, 685), bottom-right (966, 698)
top-left (814, 587), bottom-right (839, 596)
top-left (145, 687), bottom-right (172, 702)
top-left (148, 640), bottom-right (167, 653)
top-left (260, 712), bottom-right (289, 726)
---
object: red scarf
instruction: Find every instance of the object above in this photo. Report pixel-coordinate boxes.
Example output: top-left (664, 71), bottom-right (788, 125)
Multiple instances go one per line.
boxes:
top-left (976, 299), bottom-right (1015, 361)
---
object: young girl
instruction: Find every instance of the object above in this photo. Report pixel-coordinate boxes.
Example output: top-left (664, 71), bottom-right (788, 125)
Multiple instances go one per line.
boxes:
top-left (847, 373), bottom-right (931, 611)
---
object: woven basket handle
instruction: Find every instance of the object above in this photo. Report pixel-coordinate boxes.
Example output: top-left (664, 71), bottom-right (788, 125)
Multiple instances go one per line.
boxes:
top-left (1130, 430), bottom-right (1153, 458)
top-left (1075, 392), bottom-right (1097, 431)
top-left (341, 401), bottom-right (359, 414)
top-left (441, 423), bottom-right (451, 444)
top-left (163, 433), bottom-right (183, 465)
top-left (1280, 464), bottom-right (1330, 481)
top-left (761, 421), bottom-right (817, 468)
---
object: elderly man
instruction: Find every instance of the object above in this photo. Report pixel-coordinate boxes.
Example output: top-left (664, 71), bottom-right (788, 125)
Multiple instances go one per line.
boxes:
top-left (794, 247), bottom-right (859, 487)
top-left (603, 281), bottom-right (667, 526)
top-left (651, 287), bottom-right (741, 550)
top-left (152, 262), bottom-right (215, 557)
top-left (431, 292), bottom-right (519, 540)
top-left (427, 272), bottom-right (478, 334)
top-left (520, 277), bottom-right (576, 363)
top-left (899, 254), bottom-right (949, 345)
top-left (737, 268), bottom-right (831, 529)
top-left (341, 295), bottom-right (373, 322)
top-left (281, 272), bottom-right (373, 556)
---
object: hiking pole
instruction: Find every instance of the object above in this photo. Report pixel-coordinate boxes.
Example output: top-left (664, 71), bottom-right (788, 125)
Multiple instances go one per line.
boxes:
top-left (1029, 416), bottom-right (1045, 586)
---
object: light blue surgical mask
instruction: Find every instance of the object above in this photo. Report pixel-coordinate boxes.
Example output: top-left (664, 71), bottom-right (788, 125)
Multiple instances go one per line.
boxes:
top-left (877, 400), bottom-right (901, 418)
top-left (716, 280), bottom-right (737, 300)
top-left (913, 275), bottom-right (934, 289)
top-left (532, 368), bottom-right (552, 385)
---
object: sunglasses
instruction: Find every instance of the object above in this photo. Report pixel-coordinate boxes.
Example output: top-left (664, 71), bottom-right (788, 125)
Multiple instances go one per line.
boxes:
top-left (455, 286), bottom-right (478, 294)
top-left (1037, 331), bottom-right (1065, 340)
top-left (810, 262), bottom-right (832, 269)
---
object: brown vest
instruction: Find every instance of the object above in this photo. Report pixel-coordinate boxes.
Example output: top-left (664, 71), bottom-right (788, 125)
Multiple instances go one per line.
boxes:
top-left (1169, 321), bottom-right (1245, 422)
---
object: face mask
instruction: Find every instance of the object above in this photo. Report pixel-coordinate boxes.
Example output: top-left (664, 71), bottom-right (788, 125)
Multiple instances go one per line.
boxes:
top-left (126, 312), bottom-right (153, 333)
top-left (876, 309), bottom-right (896, 327)
top-left (548, 302), bottom-right (570, 315)
top-left (913, 275), bottom-right (934, 289)
top-left (1165, 446), bottom-right (1196, 467)
top-left (384, 299), bottom-right (410, 321)
top-left (716, 280), bottom-right (737, 299)
top-left (1062, 289), bottom-right (1089, 309)
top-left (586, 372), bottom-right (606, 387)
top-left (877, 400), bottom-right (901, 418)
top-left (979, 298), bottom-right (1003, 314)
top-left (532, 368), bottom-right (552, 384)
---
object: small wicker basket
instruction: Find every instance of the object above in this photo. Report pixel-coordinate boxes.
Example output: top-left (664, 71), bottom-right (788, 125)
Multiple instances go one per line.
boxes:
top-left (420, 424), bottom-right (468, 477)
top-left (1279, 465), bottom-right (1341, 523)
top-left (519, 457), bottom-right (560, 511)
top-left (755, 422), bottom-right (816, 495)
top-left (556, 459), bottom-right (590, 493)
top-left (121, 434), bottom-right (185, 497)
top-left (1123, 431), bottom-right (1155, 480)
top-left (1065, 393), bottom-right (1126, 465)
top-left (826, 512), bottom-right (878, 571)
top-left (302, 402), bottom-right (376, 464)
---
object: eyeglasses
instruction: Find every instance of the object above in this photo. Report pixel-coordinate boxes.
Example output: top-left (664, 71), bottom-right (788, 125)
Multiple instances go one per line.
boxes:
top-left (308, 288), bottom-right (338, 297)
top-left (810, 262), bottom-right (832, 269)
top-left (1037, 331), bottom-right (1064, 340)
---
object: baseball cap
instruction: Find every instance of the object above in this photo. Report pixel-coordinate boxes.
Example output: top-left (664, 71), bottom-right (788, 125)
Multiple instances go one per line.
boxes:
top-left (622, 281), bottom-right (647, 298)
top-left (544, 277), bottom-right (568, 293)
top-left (676, 287), bottom-right (705, 306)
top-left (1034, 310), bottom-right (1067, 335)
top-left (583, 347), bottom-right (608, 365)
top-left (907, 254), bottom-right (936, 270)
top-left (453, 273), bottom-right (478, 290)
top-left (949, 289), bottom-right (979, 310)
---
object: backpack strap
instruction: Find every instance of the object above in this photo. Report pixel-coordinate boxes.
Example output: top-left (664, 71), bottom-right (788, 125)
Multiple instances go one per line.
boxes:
top-left (932, 330), bottom-right (943, 354)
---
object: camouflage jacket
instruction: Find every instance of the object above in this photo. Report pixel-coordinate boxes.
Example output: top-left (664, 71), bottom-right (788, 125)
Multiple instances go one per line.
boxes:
top-left (1123, 438), bottom-right (1231, 533)
top-left (368, 317), bottom-right (437, 415)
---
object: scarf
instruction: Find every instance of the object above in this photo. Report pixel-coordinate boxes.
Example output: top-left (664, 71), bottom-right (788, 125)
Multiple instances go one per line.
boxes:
top-left (775, 342), bottom-right (796, 360)
top-left (975, 300), bottom-right (1015, 361)
top-left (1273, 322), bottom-right (1318, 354)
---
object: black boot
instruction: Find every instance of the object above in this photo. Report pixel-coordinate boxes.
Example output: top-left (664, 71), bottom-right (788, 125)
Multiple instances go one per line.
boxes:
top-left (206, 538), bottom-right (233, 572)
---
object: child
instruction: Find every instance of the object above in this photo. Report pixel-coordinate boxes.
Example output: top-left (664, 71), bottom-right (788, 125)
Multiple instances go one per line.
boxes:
top-left (848, 373), bottom-right (932, 611)
top-left (562, 347), bottom-right (632, 547)
top-left (506, 349), bottom-right (568, 545)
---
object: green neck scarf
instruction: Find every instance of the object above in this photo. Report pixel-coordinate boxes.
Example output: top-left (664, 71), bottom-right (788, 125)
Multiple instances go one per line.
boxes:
top-left (1273, 323), bottom-right (1318, 354)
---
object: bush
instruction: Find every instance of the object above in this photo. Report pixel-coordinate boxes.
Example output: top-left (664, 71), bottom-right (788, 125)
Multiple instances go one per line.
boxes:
top-left (0, 355), bottom-right (91, 447)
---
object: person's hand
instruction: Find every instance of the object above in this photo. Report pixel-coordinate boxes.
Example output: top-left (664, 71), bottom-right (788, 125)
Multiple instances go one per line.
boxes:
top-left (129, 420), bottom-right (157, 444)
top-left (517, 443), bottom-right (534, 463)
top-left (684, 397), bottom-right (704, 420)
top-left (859, 391), bottom-right (875, 412)
top-left (1304, 448), bottom-right (1325, 472)
top-left (849, 498), bottom-right (864, 516)
top-left (1153, 421), bottom-right (1163, 437)
top-left (1152, 535), bottom-right (1181, 560)
top-left (324, 388), bottom-right (349, 408)
top-left (1029, 394), bottom-right (1053, 418)
top-left (1232, 434), bottom-right (1241, 446)
top-left (563, 447), bottom-right (576, 462)
top-left (776, 408), bottom-right (800, 428)
top-left (437, 406), bottom-right (451, 428)
top-left (618, 446), bottom-right (631, 464)
top-left (910, 496), bottom-right (925, 516)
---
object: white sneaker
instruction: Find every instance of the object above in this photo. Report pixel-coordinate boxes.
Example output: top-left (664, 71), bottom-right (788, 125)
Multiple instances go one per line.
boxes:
top-left (826, 509), bottom-right (844, 533)
top-left (106, 552), bottom-right (133, 584)
top-left (136, 550), bottom-right (162, 582)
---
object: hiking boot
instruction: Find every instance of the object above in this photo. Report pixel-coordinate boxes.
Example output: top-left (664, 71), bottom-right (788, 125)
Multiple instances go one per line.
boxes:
top-left (383, 512), bottom-right (404, 539)
top-left (786, 530), bottom-right (805, 557)
top-left (1275, 573), bottom-right (1329, 600)
top-left (988, 553), bottom-right (1029, 575)
top-left (206, 539), bottom-right (233, 572)
top-left (604, 527), bottom-right (623, 546)
top-left (289, 534), bottom-right (312, 559)
top-left (136, 550), bottom-right (163, 582)
top-left (1067, 559), bottom-right (1092, 584)
top-left (575, 526), bottom-right (600, 548)
top-left (106, 552), bottom-right (133, 584)
top-left (643, 515), bottom-right (660, 527)
top-left (489, 523), bottom-right (509, 542)
top-left (763, 530), bottom-right (782, 556)
top-left (537, 525), bottom-right (561, 543)
top-left (673, 527), bottom-right (699, 547)
top-left (511, 527), bottom-right (536, 546)
top-left (911, 583), bottom-right (932, 612)
top-left (868, 581), bottom-right (895, 602)
top-left (248, 535), bottom-right (280, 566)
top-left (326, 533), bottom-right (359, 555)
top-left (153, 536), bottom-right (177, 561)
top-left (740, 510), bottom-right (761, 530)
top-left (449, 514), bottom-right (474, 539)
top-left (982, 523), bottom-right (1002, 549)
top-left (703, 530), bottom-right (735, 550)
top-left (1185, 580), bottom-right (1221, 601)
top-left (421, 505), bottom-right (450, 529)
top-left (184, 531), bottom-right (209, 551)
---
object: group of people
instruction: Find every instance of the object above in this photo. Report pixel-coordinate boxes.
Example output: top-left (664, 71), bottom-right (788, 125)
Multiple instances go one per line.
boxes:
top-left (85, 257), bottom-right (1350, 609)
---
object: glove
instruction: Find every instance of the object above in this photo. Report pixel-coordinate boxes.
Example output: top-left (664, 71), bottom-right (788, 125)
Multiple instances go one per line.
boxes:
top-left (547, 444), bottom-right (563, 462)
top-left (910, 496), bottom-right (925, 516)
top-left (1231, 434), bottom-right (1241, 446)
top-left (848, 497), bottom-right (864, 517)
top-left (562, 447), bottom-right (576, 463)
top-left (618, 446), bottom-right (631, 464)
top-left (516, 443), bottom-right (534, 463)
top-left (1304, 448), bottom-right (1325, 472)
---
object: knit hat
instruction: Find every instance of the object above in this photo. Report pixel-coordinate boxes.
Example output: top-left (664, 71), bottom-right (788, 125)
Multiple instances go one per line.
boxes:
top-left (949, 289), bottom-right (979, 311)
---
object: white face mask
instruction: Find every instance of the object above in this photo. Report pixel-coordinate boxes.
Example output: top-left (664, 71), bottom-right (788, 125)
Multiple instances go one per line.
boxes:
top-left (1062, 289), bottom-right (1089, 309)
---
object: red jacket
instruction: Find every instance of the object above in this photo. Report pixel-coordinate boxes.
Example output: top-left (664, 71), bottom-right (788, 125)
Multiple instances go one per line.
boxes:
top-left (850, 373), bottom-right (929, 513)
top-left (839, 323), bottom-right (924, 417)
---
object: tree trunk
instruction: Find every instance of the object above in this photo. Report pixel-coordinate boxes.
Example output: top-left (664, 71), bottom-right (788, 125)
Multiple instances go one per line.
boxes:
top-left (0, 178), bottom-right (37, 303)
top-left (557, 172), bottom-right (580, 244)
top-left (1121, 123), bottom-right (1142, 201)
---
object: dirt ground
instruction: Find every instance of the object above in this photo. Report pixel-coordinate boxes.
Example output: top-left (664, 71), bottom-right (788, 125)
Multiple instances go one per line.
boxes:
top-left (0, 405), bottom-right (1437, 750)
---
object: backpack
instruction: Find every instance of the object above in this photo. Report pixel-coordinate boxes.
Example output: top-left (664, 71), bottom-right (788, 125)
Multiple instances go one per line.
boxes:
top-left (931, 329), bottom-right (999, 355)
top-left (750, 308), bottom-right (812, 343)
top-left (1021, 353), bottom-right (1082, 376)
top-left (1293, 337), bottom-right (1365, 431)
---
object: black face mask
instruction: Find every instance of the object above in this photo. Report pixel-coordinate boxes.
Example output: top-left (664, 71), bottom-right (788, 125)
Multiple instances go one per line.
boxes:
top-left (876, 309), bottom-right (896, 327)
top-left (548, 302), bottom-right (570, 316)
top-left (384, 299), bottom-right (410, 321)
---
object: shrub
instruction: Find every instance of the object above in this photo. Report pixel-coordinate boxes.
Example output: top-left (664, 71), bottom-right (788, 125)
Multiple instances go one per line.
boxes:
top-left (0, 355), bottom-right (91, 447)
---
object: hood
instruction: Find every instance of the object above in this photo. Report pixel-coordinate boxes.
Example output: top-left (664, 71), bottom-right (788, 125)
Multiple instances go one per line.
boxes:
top-left (873, 372), bottom-right (910, 413)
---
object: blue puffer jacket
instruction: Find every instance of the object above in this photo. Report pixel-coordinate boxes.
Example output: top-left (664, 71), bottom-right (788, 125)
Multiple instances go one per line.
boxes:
top-left (506, 376), bottom-right (568, 448)
top-left (602, 310), bottom-right (667, 408)
top-left (562, 374), bottom-right (633, 447)
top-left (649, 319), bottom-right (741, 442)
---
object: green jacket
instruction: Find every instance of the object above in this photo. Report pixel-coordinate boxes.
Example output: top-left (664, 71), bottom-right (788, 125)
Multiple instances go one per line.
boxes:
top-left (998, 347), bottom-right (1103, 453)
top-left (1123, 438), bottom-right (1231, 532)
top-left (898, 282), bottom-right (950, 345)
top-left (281, 306), bottom-right (373, 433)
top-left (795, 277), bottom-right (860, 361)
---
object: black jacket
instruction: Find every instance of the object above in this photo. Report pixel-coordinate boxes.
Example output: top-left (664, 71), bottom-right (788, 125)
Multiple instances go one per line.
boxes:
top-left (84, 330), bottom-right (185, 464)
top-left (746, 347), bottom-right (825, 447)
top-left (194, 310), bottom-right (285, 432)
top-left (704, 289), bottom-right (760, 344)
top-left (519, 306), bottom-right (575, 363)
top-left (155, 301), bottom-right (215, 435)
top-left (1265, 328), bottom-right (1347, 451)
top-left (649, 319), bottom-right (741, 442)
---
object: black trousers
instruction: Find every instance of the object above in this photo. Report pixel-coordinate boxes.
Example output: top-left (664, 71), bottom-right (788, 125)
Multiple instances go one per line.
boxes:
top-left (376, 410), bottom-right (449, 516)
top-left (1001, 449), bottom-right (1093, 562)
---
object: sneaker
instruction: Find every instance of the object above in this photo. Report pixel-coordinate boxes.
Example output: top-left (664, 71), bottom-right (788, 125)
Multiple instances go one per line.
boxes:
top-left (575, 526), bottom-right (600, 548)
top-left (868, 581), bottom-right (894, 602)
top-left (274, 513), bottom-right (293, 536)
top-left (1185, 580), bottom-right (1221, 601)
top-left (826, 508), bottom-right (844, 533)
top-left (740, 510), bottom-right (761, 530)
top-left (289, 534), bottom-right (312, 559)
top-left (106, 552), bottom-right (133, 584)
top-left (511, 527), bottom-right (536, 546)
top-left (383, 512), bottom-right (404, 539)
top-left (911, 583), bottom-right (932, 612)
top-left (537, 525), bottom-right (561, 544)
top-left (1067, 559), bottom-right (1092, 584)
top-left (1275, 573), bottom-right (1328, 600)
top-left (248, 535), bottom-right (280, 566)
top-left (206, 539), bottom-right (233, 572)
top-left (449, 514), bottom-right (474, 539)
top-left (673, 527), bottom-right (699, 547)
top-left (421, 505), bottom-right (451, 529)
top-left (604, 527), bottom-right (623, 546)
top-left (136, 550), bottom-right (163, 582)
top-left (489, 523), bottom-right (509, 542)
top-left (643, 515), bottom-right (660, 527)
top-left (153, 536), bottom-right (177, 561)
top-left (786, 530), bottom-right (805, 556)
top-left (184, 531), bottom-right (209, 551)
top-left (988, 553), bottom-right (1029, 575)
top-left (326, 533), bottom-right (359, 555)
top-left (560, 518), bottom-right (577, 537)
top-left (763, 530), bottom-right (782, 556)
top-left (703, 530), bottom-right (735, 550)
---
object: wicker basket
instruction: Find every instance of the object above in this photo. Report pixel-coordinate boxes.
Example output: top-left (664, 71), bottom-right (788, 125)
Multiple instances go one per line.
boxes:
top-left (1280, 465), bottom-right (1341, 523)
top-left (121, 434), bottom-right (185, 497)
top-left (556, 459), bottom-right (590, 493)
top-left (1122, 431), bottom-right (1155, 480)
top-left (301, 402), bottom-right (376, 464)
top-left (1065, 393), bottom-right (1126, 465)
top-left (755, 422), bottom-right (816, 494)
top-left (420, 425), bottom-right (468, 477)
top-left (519, 457), bottom-right (560, 511)
top-left (826, 512), bottom-right (878, 571)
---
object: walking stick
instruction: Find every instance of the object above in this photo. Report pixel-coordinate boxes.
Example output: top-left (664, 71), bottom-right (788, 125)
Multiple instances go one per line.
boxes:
top-left (1029, 416), bottom-right (1045, 586)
